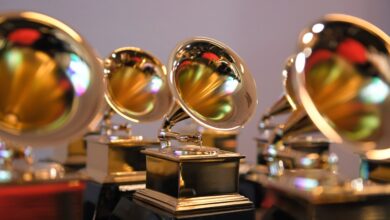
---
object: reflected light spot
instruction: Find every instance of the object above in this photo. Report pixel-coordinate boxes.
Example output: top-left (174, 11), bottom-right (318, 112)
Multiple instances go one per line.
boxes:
top-left (294, 177), bottom-right (318, 190)
top-left (222, 104), bottom-right (232, 113)
top-left (224, 76), bottom-right (239, 94)
top-left (302, 32), bottom-right (314, 44)
top-left (312, 23), bottom-right (325, 33)
top-left (295, 52), bottom-right (306, 73)
top-left (150, 76), bottom-right (163, 94)
top-left (360, 77), bottom-right (389, 104)
top-left (351, 178), bottom-right (364, 192)
top-left (303, 47), bottom-right (312, 57)
top-left (5, 50), bottom-right (22, 72)
top-left (267, 145), bottom-right (277, 156)
top-left (282, 70), bottom-right (288, 78)
top-left (0, 170), bottom-right (11, 182)
top-left (0, 150), bottom-right (11, 158)
top-left (66, 53), bottom-right (91, 96)
top-left (240, 64), bottom-right (245, 73)
top-left (300, 157), bottom-right (313, 167)
top-left (49, 168), bottom-right (58, 178)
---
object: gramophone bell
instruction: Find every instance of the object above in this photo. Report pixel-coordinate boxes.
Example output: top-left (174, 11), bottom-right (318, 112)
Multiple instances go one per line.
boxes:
top-left (104, 47), bottom-right (172, 123)
top-left (166, 37), bottom-right (257, 131)
top-left (0, 11), bottom-right (104, 146)
top-left (294, 14), bottom-right (390, 152)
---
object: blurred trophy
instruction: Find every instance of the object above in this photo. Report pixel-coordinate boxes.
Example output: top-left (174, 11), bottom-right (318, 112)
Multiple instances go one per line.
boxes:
top-left (83, 47), bottom-right (172, 219)
top-left (130, 37), bottom-right (257, 219)
top-left (256, 55), bottom-right (337, 174)
top-left (0, 11), bottom-right (104, 219)
top-left (256, 14), bottom-right (390, 220)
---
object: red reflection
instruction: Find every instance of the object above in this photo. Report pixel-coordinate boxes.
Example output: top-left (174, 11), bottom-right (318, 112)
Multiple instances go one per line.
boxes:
top-left (8, 28), bottom-right (41, 45)
top-left (177, 60), bottom-right (192, 71)
top-left (306, 49), bottom-right (332, 72)
top-left (59, 79), bottom-right (71, 91)
top-left (202, 52), bottom-right (219, 62)
top-left (131, 56), bottom-right (141, 63)
top-left (337, 38), bottom-right (367, 64)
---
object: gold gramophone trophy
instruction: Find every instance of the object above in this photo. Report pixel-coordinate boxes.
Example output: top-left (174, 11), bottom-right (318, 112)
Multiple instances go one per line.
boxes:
top-left (256, 56), bottom-right (337, 173)
top-left (83, 47), bottom-right (172, 219)
top-left (256, 14), bottom-right (390, 220)
top-left (0, 11), bottom-right (104, 219)
top-left (131, 37), bottom-right (257, 219)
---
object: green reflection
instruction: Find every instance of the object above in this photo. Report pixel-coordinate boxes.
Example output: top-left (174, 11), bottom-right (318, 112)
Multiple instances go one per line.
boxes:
top-left (346, 114), bottom-right (380, 140)
top-left (176, 61), bottom-right (233, 121)
top-left (5, 49), bottom-right (22, 73)
top-left (306, 55), bottom-right (382, 141)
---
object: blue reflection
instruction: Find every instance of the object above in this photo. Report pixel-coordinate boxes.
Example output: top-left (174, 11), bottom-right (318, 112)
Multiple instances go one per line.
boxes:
top-left (0, 150), bottom-right (11, 158)
top-left (0, 170), bottom-right (11, 182)
top-left (223, 76), bottom-right (239, 94)
top-left (294, 177), bottom-right (319, 190)
top-left (360, 77), bottom-right (389, 104)
top-left (300, 157), bottom-right (313, 167)
top-left (66, 53), bottom-right (91, 96)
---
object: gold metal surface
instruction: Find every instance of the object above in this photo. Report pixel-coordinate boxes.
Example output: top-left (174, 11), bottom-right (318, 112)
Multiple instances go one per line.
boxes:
top-left (294, 14), bottom-right (390, 153)
top-left (201, 128), bottom-right (238, 151)
top-left (0, 12), bottom-right (104, 146)
top-left (134, 189), bottom-right (253, 216)
top-left (104, 47), bottom-right (172, 123)
top-left (169, 37), bottom-right (257, 131)
top-left (260, 56), bottom-right (298, 126)
top-left (86, 47), bottom-right (169, 184)
top-left (159, 37), bottom-right (257, 148)
top-left (138, 37), bottom-right (256, 216)
top-left (258, 56), bottom-right (332, 172)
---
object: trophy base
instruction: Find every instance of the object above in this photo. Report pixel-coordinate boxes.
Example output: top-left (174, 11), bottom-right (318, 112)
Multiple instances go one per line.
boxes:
top-left (245, 168), bottom-right (390, 220)
top-left (83, 178), bottom-right (146, 220)
top-left (128, 147), bottom-right (254, 219)
top-left (256, 138), bottom-right (331, 169)
top-left (84, 135), bottom-right (159, 219)
top-left (262, 191), bottom-right (390, 220)
top-left (133, 189), bottom-right (254, 219)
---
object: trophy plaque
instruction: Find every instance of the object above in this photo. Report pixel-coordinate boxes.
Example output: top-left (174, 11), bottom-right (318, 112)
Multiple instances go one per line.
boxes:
top-left (132, 37), bottom-right (257, 219)
top-left (0, 11), bottom-right (104, 220)
top-left (83, 47), bottom-right (172, 219)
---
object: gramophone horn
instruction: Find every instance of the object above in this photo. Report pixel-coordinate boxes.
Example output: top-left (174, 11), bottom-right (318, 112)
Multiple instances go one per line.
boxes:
top-left (0, 12), bottom-right (104, 146)
top-left (265, 58), bottom-right (318, 144)
top-left (260, 56), bottom-right (298, 126)
top-left (160, 37), bottom-right (257, 146)
top-left (294, 14), bottom-right (390, 153)
top-left (103, 47), bottom-right (172, 123)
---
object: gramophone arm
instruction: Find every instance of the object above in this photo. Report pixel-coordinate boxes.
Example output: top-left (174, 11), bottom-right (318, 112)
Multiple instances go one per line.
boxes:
top-left (99, 108), bottom-right (132, 137)
top-left (158, 130), bottom-right (202, 148)
top-left (159, 106), bottom-right (202, 148)
top-left (259, 95), bottom-right (292, 130)
top-left (268, 109), bottom-right (316, 145)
